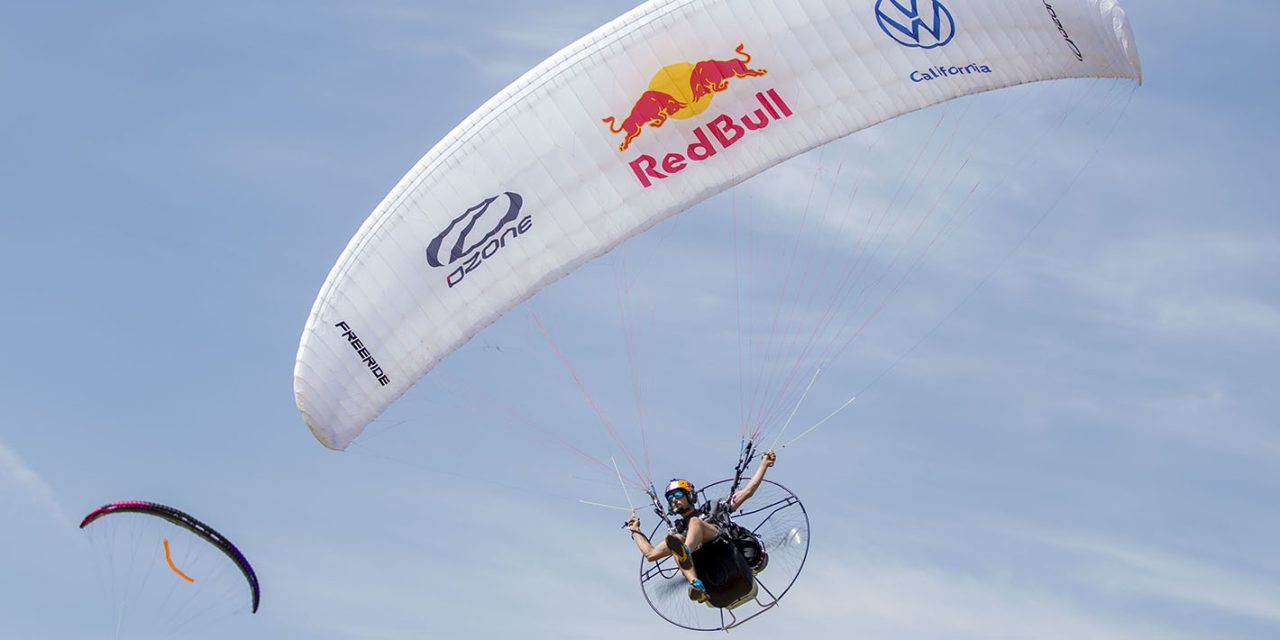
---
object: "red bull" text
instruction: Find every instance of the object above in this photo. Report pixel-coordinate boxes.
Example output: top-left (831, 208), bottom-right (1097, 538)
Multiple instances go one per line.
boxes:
top-left (627, 89), bottom-right (794, 189)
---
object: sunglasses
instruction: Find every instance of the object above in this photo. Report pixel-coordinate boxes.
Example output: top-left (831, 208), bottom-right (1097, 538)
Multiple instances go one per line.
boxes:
top-left (665, 489), bottom-right (690, 502)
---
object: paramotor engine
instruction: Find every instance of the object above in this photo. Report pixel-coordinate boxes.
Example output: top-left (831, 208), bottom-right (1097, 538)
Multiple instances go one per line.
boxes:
top-left (639, 478), bottom-right (808, 631)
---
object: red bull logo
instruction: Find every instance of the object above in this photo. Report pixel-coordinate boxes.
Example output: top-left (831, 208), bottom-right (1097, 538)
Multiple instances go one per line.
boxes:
top-left (602, 43), bottom-right (768, 153)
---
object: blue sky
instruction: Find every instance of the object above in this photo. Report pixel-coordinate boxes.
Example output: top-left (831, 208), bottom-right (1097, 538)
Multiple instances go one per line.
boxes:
top-left (2, 1), bottom-right (1278, 638)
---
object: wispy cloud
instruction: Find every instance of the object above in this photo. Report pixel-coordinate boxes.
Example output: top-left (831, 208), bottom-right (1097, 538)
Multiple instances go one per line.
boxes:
top-left (253, 475), bottom-right (646, 639)
top-left (0, 440), bottom-right (68, 527)
top-left (1036, 232), bottom-right (1280, 343)
top-left (788, 554), bottom-right (1200, 640)
top-left (341, 1), bottom-right (615, 83)
top-left (1030, 530), bottom-right (1280, 625)
top-left (773, 512), bottom-right (1280, 640)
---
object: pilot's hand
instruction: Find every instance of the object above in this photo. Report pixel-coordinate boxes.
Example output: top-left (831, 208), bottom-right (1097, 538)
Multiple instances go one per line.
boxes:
top-left (625, 515), bottom-right (642, 533)
top-left (762, 449), bottom-right (777, 468)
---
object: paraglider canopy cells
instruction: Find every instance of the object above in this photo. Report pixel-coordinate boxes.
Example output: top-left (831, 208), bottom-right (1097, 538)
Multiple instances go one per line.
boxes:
top-left (293, 0), bottom-right (1142, 452)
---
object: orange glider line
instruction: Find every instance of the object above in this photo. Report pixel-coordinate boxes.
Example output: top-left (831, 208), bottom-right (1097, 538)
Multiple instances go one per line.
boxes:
top-left (163, 538), bottom-right (195, 583)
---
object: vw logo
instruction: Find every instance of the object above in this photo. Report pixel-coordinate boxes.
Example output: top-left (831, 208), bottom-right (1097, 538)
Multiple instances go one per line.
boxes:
top-left (426, 192), bottom-right (524, 267)
top-left (875, 0), bottom-right (956, 49)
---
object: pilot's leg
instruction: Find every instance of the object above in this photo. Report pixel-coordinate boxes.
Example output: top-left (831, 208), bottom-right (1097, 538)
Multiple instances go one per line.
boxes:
top-left (666, 531), bottom-right (701, 585)
top-left (685, 517), bottom-right (720, 553)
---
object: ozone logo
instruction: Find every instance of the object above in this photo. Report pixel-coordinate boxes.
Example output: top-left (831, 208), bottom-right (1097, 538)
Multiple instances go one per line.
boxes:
top-left (875, 0), bottom-right (956, 49)
top-left (426, 192), bottom-right (532, 288)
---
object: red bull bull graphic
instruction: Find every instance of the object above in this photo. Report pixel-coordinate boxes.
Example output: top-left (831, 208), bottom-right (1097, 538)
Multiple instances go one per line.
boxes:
top-left (602, 91), bottom-right (687, 153)
top-left (601, 44), bottom-right (768, 153)
top-left (628, 89), bottom-right (793, 189)
top-left (688, 44), bottom-right (769, 102)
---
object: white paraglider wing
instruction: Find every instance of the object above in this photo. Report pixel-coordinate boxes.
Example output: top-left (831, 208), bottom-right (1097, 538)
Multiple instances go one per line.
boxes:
top-left (295, 0), bottom-right (1141, 449)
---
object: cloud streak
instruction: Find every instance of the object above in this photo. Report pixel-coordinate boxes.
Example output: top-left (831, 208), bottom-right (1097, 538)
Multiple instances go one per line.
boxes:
top-left (0, 440), bottom-right (68, 528)
top-left (1033, 530), bottom-right (1280, 625)
top-left (776, 512), bottom-right (1280, 640)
